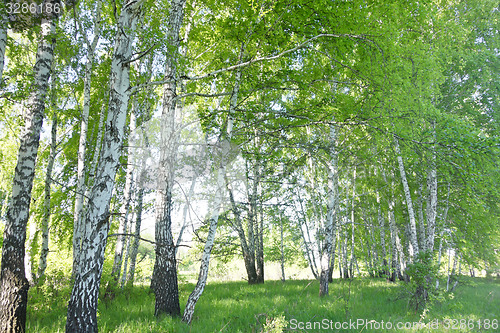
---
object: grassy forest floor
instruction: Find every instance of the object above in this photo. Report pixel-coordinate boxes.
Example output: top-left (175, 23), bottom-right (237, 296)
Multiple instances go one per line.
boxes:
top-left (27, 277), bottom-right (499, 332)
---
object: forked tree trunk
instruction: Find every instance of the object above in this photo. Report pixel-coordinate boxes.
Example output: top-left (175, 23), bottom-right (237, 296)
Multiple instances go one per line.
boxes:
top-left (226, 176), bottom-right (259, 284)
top-left (151, 0), bottom-right (186, 318)
top-left (65, 1), bottom-right (144, 331)
top-left (296, 194), bottom-right (319, 279)
top-left (0, 13), bottom-right (56, 333)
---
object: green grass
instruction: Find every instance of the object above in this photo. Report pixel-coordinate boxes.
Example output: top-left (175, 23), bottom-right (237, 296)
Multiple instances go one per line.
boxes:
top-left (26, 277), bottom-right (500, 332)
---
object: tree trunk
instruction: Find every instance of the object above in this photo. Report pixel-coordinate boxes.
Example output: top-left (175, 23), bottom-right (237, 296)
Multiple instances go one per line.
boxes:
top-left (127, 127), bottom-right (150, 286)
top-left (72, 0), bottom-right (103, 279)
top-left (377, 193), bottom-right (388, 277)
top-left (226, 175), bottom-right (259, 284)
top-left (110, 112), bottom-right (136, 285)
top-left (0, 8), bottom-right (7, 83)
top-left (425, 125), bottom-right (438, 252)
top-left (182, 171), bottom-right (224, 324)
top-left (279, 210), bottom-right (285, 282)
top-left (349, 167), bottom-right (356, 278)
top-left (296, 193), bottom-right (319, 279)
top-left (387, 192), bottom-right (401, 281)
top-left (24, 222), bottom-right (37, 286)
top-left (175, 176), bottom-right (197, 255)
top-left (394, 136), bottom-right (419, 259)
top-left (0, 14), bottom-right (56, 333)
top-left (342, 228), bottom-right (349, 279)
top-left (38, 114), bottom-right (58, 283)
top-left (151, 0), bottom-right (186, 318)
top-left (182, 49), bottom-right (242, 324)
top-left (65, 1), bottom-right (144, 331)
top-left (417, 182), bottom-right (426, 252)
top-left (256, 199), bottom-right (265, 283)
top-left (120, 219), bottom-right (132, 288)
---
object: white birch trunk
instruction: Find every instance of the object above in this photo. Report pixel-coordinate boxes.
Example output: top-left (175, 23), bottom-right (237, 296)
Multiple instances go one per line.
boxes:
top-left (111, 112), bottom-right (136, 283)
top-left (72, 0), bottom-right (104, 278)
top-left (0, 14), bottom-right (56, 333)
top-left (37, 114), bottom-right (58, 282)
top-left (127, 186), bottom-right (143, 286)
top-left (376, 190), bottom-right (387, 276)
top-left (436, 182), bottom-right (450, 289)
top-left (417, 182), bottom-right (426, 252)
top-left (127, 127), bottom-right (150, 286)
top-left (319, 123), bottom-right (339, 296)
top-left (387, 189), bottom-right (402, 281)
top-left (279, 209), bottom-right (285, 282)
top-left (65, 1), bottom-right (144, 331)
top-left (426, 124), bottom-right (438, 252)
top-left (24, 222), bottom-right (37, 286)
top-left (349, 167), bottom-right (356, 278)
top-left (394, 136), bottom-right (419, 259)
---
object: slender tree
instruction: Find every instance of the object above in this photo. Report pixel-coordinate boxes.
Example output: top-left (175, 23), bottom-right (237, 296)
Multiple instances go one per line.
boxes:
top-left (65, 0), bottom-right (145, 331)
top-left (0, 7), bottom-right (58, 332)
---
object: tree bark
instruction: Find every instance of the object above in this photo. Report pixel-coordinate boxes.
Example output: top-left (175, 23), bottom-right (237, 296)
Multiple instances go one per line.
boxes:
top-left (377, 190), bottom-right (387, 277)
top-left (37, 114), bottom-right (58, 282)
top-left (417, 182), bottom-right (426, 252)
top-left (296, 192), bottom-right (319, 279)
top-left (127, 128), bottom-right (150, 286)
top-left (110, 112), bottom-right (136, 285)
top-left (226, 175), bottom-right (259, 284)
top-left (72, 0), bottom-right (103, 278)
top-left (150, 0), bottom-right (186, 318)
top-left (349, 167), bottom-right (356, 278)
top-left (387, 182), bottom-right (403, 281)
top-left (394, 136), bottom-right (419, 259)
top-left (425, 124), bottom-right (438, 252)
top-left (0, 13), bottom-right (56, 333)
top-left (320, 123), bottom-right (339, 296)
top-left (65, 1), bottom-right (144, 331)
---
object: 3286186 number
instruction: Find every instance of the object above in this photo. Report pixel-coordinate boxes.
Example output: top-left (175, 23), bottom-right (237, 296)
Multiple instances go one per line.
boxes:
top-left (6, 2), bottom-right (61, 15)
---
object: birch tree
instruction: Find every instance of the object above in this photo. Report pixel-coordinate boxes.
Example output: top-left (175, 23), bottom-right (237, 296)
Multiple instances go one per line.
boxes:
top-left (182, 54), bottom-right (243, 323)
top-left (0, 8), bottom-right (58, 332)
top-left (393, 136), bottom-right (419, 259)
top-left (150, 0), bottom-right (186, 317)
top-left (319, 123), bottom-right (339, 296)
top-left (37, 112), bottom-right (58, 283)
top-left (65, 0), bottom-right (145, 330)
top-left (72, 0), bottom-right (104, 278)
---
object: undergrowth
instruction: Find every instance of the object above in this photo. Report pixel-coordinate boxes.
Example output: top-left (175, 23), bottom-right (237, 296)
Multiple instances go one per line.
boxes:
top-left (26, 277), bottom-right (499, 332)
